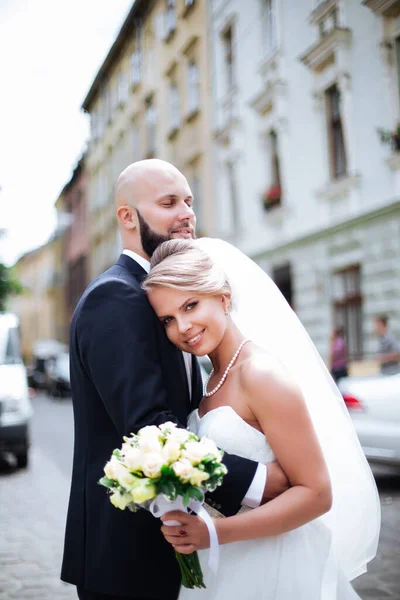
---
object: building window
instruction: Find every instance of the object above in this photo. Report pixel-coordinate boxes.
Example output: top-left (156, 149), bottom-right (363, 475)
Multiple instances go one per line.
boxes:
top-left (117, 71), bottom-right (128, 107)
top-left (272, 263), bottom-right (293, 308)
top-left (68, 257), bottom-right (87, 316)
top-left (130, 51), bottom-right (142, 87)
top-left (332, 266), bottom-right (362, 359)
top-left (395, 36), bottom-right (400, 112)
top-left (131, 120), bottom-right (140, 161)
top-left (105, 85), bottom-right (112, 124)
top-left (227, 161), bottom-right (239, 231)
top-left (326, 84), bottom-right (347, 179)
top-left (261, 0), bottom-right (277, 55)
top-left (263, 130), bottom-right (282, 210)
top-left (168, 81), bottom-right (180, 132)
top-left (191, 172), bottom-right (204, 235)
top-left (90, 112), bottom-right (98, 141)
top-left (222, 25), bottom-right (235, 92)
top-left (111, 83), bottom-right (118, 115)
top-left (145, 97), bottom-right (157, 158)
top-left (165, 0), bottom-right (176, 36)
top-left (187, 59), bottom-right (200, 114)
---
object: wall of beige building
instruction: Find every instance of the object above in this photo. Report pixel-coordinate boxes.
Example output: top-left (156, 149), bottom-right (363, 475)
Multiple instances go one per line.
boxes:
top-left (11, 235), bottom-right (67, 361)
top-left (84, 0), bottom-right (214, 279)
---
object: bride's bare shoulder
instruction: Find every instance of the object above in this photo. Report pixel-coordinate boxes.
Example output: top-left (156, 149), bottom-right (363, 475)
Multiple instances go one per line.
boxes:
top-left (239, 345), bottom-right (299, 400)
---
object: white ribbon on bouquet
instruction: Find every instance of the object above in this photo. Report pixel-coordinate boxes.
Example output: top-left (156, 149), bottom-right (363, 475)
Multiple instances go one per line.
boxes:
top-left (150, 494), bottom-right (219, 574)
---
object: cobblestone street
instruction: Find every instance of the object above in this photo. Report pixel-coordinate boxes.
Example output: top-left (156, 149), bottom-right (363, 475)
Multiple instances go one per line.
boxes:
top-left (0, 393), bottom-right (399, 599)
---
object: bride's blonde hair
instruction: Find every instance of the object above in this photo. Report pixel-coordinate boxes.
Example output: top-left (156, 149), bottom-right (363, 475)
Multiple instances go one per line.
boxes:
top-left (142, 239), bottom-right (232, 300)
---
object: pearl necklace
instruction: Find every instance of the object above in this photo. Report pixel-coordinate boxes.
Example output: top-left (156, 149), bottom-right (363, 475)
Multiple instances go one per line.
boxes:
top-left (204, 340), bottom-right (251, 397)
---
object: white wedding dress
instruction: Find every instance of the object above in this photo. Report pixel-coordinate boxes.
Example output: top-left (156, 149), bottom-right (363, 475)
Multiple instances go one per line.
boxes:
top-left (179, 406), bottom-right (361, 600)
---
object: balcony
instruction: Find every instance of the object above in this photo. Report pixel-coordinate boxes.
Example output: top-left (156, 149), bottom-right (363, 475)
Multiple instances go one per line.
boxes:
top-left (300, 27), bottom-right (351, 73)
top-left (362, 0), bottom-right (400, 17)
top-left (309, 0), bottom-right (339, 25)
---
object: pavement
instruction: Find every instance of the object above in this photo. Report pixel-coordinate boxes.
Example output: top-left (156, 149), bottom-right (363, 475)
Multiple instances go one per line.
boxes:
top-left (0, 393), bottom-right (399, 599)
top-left (0, 445), bottom-right (76, 599)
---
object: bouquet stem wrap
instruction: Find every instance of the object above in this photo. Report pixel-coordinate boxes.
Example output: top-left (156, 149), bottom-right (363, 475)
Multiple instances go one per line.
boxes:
top-left (150, 494), bottom-right (219, 588)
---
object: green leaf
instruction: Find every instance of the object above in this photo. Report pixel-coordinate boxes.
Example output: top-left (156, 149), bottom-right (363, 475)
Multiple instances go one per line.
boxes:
top-left (161, 465), bottom-right (173, 477)
top-left (112, 449), bottom-right (122, 458)
top-left (183, 488), bottom-right (192, 507)
top-left (98, 477), bottom-right (116, 489)
top-left (160, 480), bottom-right (177, 501)
top-left (189, 486), bottom-right (204, 502)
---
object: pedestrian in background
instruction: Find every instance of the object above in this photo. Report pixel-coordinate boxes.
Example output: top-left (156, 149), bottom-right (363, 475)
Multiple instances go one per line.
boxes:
top-left (374, 315), bottom-right (400, 375)
top-left (330, 326), bottom-right (349, 383)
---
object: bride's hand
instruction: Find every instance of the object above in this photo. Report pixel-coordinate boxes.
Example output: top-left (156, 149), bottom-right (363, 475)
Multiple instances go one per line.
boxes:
top-left (160, 511), bottom-right (210, 554)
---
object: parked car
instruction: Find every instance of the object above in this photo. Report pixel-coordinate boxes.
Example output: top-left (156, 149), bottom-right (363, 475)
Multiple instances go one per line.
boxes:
top-left (338, 372), bottom-right (400, 467)
top-left (0, 313), bottom-right (33, 468)
top-left (47, 352), bottom-right (70, 398)
top-left (27, 339), bottom-right (68, 391)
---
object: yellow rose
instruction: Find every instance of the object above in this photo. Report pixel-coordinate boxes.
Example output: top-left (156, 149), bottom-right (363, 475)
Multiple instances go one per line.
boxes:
top-left (131, 479), bottom-right (157, 504)
top-left (189, 468), bottom-right (210, 487)
top-left (109, 490), bottom-right (132, 510)
top-left (113, 463), bottom-right (137, 491)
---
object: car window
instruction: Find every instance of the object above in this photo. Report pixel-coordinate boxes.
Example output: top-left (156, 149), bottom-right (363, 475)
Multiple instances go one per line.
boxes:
top-left (2, 327), bottom-right (22, 365)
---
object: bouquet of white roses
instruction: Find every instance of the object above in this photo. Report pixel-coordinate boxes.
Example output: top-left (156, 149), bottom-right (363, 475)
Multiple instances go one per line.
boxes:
top-left (99, 421), bottom-right (227, 589)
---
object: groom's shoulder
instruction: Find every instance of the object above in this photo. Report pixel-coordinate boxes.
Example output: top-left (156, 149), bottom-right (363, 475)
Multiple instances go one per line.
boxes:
top-left (74, 263), bottom-right (144, 315)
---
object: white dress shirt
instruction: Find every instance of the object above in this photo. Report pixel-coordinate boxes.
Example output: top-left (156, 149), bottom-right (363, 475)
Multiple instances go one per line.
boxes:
top-left (122, 249), bottom-right (266, 507)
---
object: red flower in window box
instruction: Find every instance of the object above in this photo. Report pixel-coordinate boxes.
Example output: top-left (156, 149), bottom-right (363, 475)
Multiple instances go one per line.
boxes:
top-left (262, 185), bottom-right (282, 210)
top-left (377, 122), bottom-right (400, 152)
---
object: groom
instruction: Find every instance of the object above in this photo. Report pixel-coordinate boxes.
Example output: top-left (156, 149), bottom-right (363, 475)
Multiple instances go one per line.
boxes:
top-left (61, 159), bottom-right (289, 600)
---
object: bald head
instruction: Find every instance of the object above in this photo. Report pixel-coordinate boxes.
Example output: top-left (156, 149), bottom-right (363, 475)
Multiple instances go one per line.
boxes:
top-left (114, 159), bottom-right (185, 209)
top-left (113, 158), bottom-right (196, 259)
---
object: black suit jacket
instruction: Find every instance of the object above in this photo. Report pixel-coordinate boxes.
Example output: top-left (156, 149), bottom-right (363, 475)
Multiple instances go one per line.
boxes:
top-left (61, 254), bottom-right (258, 598)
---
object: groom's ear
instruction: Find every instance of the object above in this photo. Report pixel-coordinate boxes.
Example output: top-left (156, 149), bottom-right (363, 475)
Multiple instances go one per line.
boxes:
top-left (116, 205), bottom-right (137, 230)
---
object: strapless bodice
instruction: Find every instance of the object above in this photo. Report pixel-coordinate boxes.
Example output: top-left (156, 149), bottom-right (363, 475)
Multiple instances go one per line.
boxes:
top-left (188, 406), bottom-right (275, 464)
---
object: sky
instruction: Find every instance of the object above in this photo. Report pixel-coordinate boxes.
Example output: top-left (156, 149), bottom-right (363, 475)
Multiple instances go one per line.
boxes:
top-left (0, 0), bottom-right (133, 266)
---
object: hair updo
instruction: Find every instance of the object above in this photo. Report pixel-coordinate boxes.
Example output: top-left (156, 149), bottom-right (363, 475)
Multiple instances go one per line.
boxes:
top-left (142, 239), bottom-right (232, 301)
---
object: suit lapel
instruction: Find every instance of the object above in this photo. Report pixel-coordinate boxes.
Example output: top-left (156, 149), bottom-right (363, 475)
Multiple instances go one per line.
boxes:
top-left (191, 355), bottom-right (203, 409)
top-left (116, 253), bottom-right (193, 417)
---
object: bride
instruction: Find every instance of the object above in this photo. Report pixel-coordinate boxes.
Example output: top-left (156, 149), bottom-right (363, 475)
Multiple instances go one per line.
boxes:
top-left (142, 238), bottom-right (380, 600)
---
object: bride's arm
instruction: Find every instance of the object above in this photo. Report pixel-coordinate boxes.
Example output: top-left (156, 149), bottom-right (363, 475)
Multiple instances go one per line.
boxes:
top-left (161, 362), bottom-right (332, 552)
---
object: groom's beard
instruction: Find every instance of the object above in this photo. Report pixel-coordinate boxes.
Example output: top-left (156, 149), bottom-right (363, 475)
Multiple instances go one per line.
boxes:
top-left (137, 210), bottom-right (195, 257)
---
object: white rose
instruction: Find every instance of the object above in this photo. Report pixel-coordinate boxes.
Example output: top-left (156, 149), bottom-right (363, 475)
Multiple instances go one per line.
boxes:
top-left (183, 441), bottom-right (208, 466)
top-left (189, 468), bottom-right (210, 487)
top-left (159, 421), bottom-right (177, 433)
top-left (109, 490), bottom-right (132, 510)
top-left (168, 427), bottom-right (191, 445)
top-left (142, 452), bottom-right (164, 479)
top-left (104, 455), bottom-right (121, 480)
top-left (199, 437), bottom-right (223, 461)
top-left (121, 442), bottom-right (132, 455)
top-left (113, 463), bottom-right (137, 490)
top-left (172, 458), bottom-right (194, 482)
top-left (162, 439), bottom-right (182, 464)
top-left (138, 427), bottom-right (163, 453)
top-left (124, 447), bottom-right (143, 472)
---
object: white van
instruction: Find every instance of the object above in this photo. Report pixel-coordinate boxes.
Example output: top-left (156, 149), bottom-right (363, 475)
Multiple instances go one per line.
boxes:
top-left (0, 313), bottom-right (33, 468)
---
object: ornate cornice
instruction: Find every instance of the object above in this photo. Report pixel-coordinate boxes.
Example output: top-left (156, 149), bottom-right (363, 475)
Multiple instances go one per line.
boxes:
top-left (362, 0), bottom-right (400, 17)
